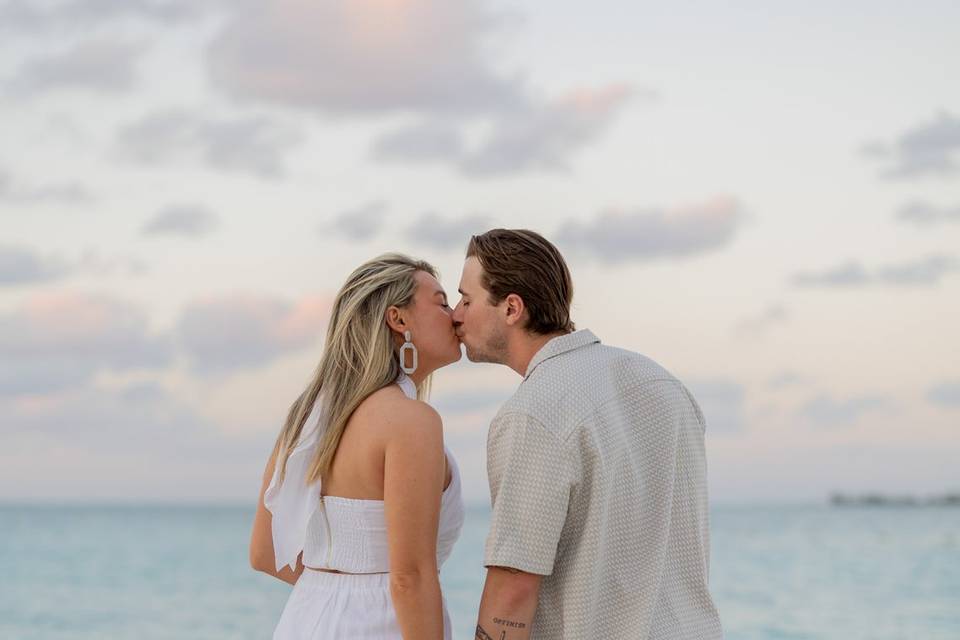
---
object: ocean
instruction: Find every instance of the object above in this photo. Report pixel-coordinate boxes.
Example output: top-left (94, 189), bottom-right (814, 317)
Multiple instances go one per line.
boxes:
top-left (1, 504), bottom-right (957, 639)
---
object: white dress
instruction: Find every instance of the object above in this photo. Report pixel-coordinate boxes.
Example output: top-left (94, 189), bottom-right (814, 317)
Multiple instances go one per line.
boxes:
top-left (265, 374), bottom-right (466, 639)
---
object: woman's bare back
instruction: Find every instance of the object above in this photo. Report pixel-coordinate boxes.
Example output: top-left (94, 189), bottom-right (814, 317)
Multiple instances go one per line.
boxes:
top-left (321, 383), bottom-right (451, 500)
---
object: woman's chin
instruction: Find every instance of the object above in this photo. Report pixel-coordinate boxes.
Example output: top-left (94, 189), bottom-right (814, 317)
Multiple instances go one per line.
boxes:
top-left (442, 345), bottom-right (464, 367)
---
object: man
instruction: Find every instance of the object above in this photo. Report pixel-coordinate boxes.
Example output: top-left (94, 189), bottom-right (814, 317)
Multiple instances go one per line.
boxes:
top-left (452, 229), bottom-right (723, 640)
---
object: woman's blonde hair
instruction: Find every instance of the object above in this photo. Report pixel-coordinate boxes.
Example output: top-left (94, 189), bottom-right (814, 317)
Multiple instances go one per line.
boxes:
top-left (273, 253), bottom-right (437, 487)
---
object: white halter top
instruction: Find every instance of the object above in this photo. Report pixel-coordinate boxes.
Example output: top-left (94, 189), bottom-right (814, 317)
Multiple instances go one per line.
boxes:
top-left (264, 374), bottom-right (466, 573)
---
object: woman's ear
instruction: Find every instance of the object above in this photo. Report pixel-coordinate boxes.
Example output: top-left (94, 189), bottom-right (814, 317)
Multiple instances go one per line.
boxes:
top-left (385, 305), bottom-right (406, 335)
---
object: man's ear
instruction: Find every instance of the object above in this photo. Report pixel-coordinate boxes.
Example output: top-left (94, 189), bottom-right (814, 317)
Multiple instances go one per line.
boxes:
top-left (503, 293), bottom-right (526, 327)
top-left (385, 306), bottom-right (406, 334)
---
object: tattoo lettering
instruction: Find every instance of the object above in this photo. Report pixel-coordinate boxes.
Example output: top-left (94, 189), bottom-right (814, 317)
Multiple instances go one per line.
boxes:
top-left (475, 624), bottom-right (502, 640)
top-left (493, 617), bottom-right (527, 629)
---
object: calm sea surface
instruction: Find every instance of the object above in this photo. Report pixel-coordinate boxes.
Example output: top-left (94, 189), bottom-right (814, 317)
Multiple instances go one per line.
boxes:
top-left (1, 504), bottom-right (957, 639)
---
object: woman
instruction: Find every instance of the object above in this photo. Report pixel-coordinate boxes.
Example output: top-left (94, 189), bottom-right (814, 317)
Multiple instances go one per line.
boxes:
top-left (249, 254), bottom-right (466, 639)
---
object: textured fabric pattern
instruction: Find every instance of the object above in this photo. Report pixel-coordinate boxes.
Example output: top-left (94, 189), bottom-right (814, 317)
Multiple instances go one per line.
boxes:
top-left (484, 330), bottom-right (723, 639)
top-left (273, 571), bottom-right (453, 640)
top-left (301, 447), bottom-right (464, 571)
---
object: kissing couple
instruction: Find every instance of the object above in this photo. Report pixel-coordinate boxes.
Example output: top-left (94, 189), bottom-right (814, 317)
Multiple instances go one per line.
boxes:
top-left (249, 229), bottom-right (723, 640)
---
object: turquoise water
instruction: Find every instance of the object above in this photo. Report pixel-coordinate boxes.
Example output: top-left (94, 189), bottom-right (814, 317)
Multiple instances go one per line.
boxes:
top-left (1, 504), bottom-right (958, 639)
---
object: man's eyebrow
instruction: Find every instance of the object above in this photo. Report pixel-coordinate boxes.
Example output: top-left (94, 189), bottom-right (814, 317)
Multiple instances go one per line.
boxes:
top-left (458, 288), bottom-right (468, 296)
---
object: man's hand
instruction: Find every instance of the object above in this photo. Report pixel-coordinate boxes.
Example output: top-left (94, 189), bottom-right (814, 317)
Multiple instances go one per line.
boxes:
top-left (474, 566), bottom-right (542, 640)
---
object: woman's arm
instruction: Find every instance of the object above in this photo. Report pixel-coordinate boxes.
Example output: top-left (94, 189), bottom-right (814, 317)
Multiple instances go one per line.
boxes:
top-left (249, 450), bottom-right (305, 586)
top-left (383, 400), bottom-right (446, 639)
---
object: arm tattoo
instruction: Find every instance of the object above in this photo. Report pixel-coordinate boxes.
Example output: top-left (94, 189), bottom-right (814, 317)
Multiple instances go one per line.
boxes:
top-left (493, 617), bottom-right (526, 629)
top-left (476, 625), bottom-right (510, 640)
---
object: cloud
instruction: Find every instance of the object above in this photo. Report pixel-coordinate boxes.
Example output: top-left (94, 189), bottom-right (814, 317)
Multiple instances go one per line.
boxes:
top-left (177, 294), bottom-right (330, 373)
top-left (555, 195), bottom-right (744, 264)
top-left (733, 303), bottom-right (788, 337)
top-left (686, 379), bottom-right (745, 434)
top-left (0, 382), bottom-right (253, 467)
top-left (142, 204), bottom-right (220, 237)
top-left (798, 393), bottom-right (887, 427)
top-left (404, 212), bottom-right (493, 250)
top-left (791, 255), bottom-right (959, 288)
top-left (0, 244), bottom-right (69, 286)
top-left (791, 261), bottom-right (870, 286)
top-left (326, 201), bottom-right (388, 241)
top-left (207, 0), bottom-right (523, 116)
top-left (0, 0), bottom-right (201, 33)
top-left (0, 291), bottom-right (331, 395)
top-left (0, 169), bottom-right (95, 205)
top-left (374, 85), bottom-right (637, 177)
top-left (207, 2), bottom-right (638, 177)
top-left (863, 111), bottom-right (960, 178)
top-left (0, 292), bottom-right (173, 396)
top-left (896, 200), bottom-right (960, 226)
top-left (116, 110), bottom-right (301, 177)
top-left (0, 380), bottom-right (273, 501)
top-left (6, 39), bottom-right (144, 95)
top-left (927, 382), bottom-right (960, 409)
top-left (459, 85), bottom-right (636, 176)
top-left (372, 123), bottom-right (464, 163)
top-left (0, 245), bottom-right (146, 288)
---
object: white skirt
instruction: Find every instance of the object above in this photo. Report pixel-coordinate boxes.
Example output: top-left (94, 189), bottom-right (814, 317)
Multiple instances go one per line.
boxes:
top-left (273, 570), bottom-right (453, 640)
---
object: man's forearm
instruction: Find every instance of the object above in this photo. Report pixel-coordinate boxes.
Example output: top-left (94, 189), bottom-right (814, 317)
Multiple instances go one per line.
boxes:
top-left (475, 567), bottom-right (541, 640)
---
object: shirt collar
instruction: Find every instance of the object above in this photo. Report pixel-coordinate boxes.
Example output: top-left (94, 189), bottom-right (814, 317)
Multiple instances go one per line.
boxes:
top-left (524, 329), bottom-right (600, 379)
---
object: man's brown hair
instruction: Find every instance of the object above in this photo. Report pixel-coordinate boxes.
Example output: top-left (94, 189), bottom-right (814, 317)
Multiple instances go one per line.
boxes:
top-left (466, 229), bottom-right (575, 335)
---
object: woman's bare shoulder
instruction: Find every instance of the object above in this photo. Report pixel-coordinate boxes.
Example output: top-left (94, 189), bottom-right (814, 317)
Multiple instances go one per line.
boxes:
top-left (354, 384), bottom-right (442, 438)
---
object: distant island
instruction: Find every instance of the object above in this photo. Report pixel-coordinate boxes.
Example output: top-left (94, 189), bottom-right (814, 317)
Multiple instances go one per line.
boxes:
top-left (830, 492), bottom-right (960, 507)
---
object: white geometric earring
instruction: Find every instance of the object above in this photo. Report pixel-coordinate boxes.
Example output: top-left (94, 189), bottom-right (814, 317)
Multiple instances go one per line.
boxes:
top-left (399, 330), bottom-right (418, 374)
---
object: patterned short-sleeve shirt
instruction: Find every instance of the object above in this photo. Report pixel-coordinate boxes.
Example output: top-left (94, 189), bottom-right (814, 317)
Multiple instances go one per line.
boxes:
top-left (484, 330), bottom-right (723, 639)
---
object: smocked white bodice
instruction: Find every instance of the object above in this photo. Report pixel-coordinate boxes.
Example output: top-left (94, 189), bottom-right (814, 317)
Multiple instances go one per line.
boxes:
top-left (302, 448), bottom-right (464, 572)
top-left (264, 373), bottom-right (465, 574)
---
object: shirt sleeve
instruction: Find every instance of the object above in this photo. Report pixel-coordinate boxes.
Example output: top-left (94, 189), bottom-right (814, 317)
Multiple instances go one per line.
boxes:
top-left (483, 411), bottom-right (576, 575)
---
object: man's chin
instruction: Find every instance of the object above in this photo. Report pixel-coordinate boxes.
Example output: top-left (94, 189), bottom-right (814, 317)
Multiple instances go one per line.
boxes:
top-left (463, 345), bottom-right (496, 364)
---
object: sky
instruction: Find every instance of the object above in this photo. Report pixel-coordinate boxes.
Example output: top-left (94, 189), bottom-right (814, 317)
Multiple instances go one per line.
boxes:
top-left (1, 0), bottom-right (958, 505)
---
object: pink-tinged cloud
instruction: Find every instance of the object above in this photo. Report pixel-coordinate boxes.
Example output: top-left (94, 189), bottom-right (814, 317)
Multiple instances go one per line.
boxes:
top-left (557, 84), bottom-right (642, 113)
top-left (0, 292), bottom-right (170, 361)
top-left (0, 292), bottom-right (172, 395)
top-left (207, 0), bottom-right (523, 116)
top-left (275, 295), bottom-right (334, 344)
top-left (177, 293), bottom-right (331, 373)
